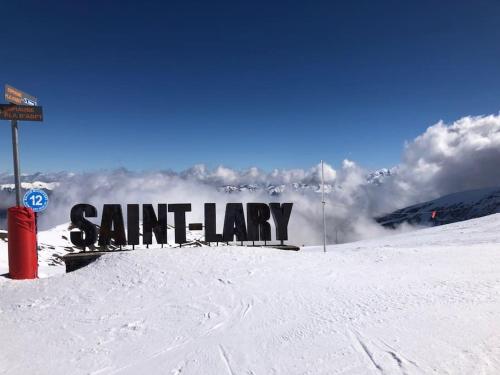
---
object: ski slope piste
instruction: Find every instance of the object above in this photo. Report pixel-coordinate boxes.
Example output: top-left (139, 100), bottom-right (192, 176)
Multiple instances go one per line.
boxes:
top-left (1, 214), bottom-right (500, 374)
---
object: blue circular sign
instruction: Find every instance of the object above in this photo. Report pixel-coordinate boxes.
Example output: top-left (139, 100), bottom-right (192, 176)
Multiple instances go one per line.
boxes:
top-left (23, 189), bottom-right (49, 212)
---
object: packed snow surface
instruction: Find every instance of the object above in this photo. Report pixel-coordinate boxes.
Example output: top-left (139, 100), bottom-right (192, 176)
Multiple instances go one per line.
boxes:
top-left (1, 215), bottom-right (500, 374)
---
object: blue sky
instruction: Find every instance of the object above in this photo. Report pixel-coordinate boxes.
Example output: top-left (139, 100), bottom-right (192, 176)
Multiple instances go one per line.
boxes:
top-left (1, 0), bottom-right (500, 173)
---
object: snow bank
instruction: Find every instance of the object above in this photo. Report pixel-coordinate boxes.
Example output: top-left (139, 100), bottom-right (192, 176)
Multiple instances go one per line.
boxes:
top-left (1, 215), bottom-right (500, 374)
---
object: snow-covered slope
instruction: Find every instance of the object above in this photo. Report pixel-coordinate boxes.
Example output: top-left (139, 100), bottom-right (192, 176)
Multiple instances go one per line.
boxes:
top-left (1, 215), bottom-right (500, 374)
top-left (377, 186), bottom-right (500, 227)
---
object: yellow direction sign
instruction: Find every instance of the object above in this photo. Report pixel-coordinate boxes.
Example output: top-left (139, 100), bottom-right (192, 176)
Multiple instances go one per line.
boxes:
top-left (5, 84), bottom-right (38, 106)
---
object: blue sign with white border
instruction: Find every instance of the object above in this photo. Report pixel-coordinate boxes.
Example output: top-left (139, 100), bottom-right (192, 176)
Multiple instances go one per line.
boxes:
top-left (23, 189), bottom-right (49, 212)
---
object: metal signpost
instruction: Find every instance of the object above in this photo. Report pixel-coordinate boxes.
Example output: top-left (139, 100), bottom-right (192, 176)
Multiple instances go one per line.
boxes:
top-left (321, 160), bottom-right (327, 253)
top-left (2, 85), bottom-right (43, 206)
top-left (11, 119), bottom-right (21, 206)
top-left (2, 85), bottom-right (44, 279)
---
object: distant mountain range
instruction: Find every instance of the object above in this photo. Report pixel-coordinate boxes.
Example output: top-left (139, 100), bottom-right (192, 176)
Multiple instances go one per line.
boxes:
top-left (0, 171), bottom-right (73, 185)
top-left (216, 168), bottom-right (394, 195)
top-left (0, 169), bottom-right (395, 196)
top-left (216, 182), bottom-right (335, 195)
top-left (0, 181), bottom-right (59, 192)
top-left (2, 169), bottom-right (500, 231)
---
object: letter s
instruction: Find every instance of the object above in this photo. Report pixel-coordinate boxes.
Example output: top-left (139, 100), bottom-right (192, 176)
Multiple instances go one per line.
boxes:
top-left (70, 204), bottom-right (97, 248)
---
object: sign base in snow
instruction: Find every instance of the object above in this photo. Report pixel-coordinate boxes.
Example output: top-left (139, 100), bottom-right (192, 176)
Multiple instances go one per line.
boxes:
top-left (62, 243), bottom-right (301, 273)
top-left (62, 251), bottom-right (106, 273)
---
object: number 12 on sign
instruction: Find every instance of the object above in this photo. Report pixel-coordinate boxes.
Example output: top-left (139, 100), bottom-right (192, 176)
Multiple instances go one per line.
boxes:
top-left (23, 189), bottom-right (49, 212)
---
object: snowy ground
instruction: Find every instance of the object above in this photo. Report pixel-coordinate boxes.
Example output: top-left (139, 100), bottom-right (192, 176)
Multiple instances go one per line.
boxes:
top-left (1, 215), bottom-right (500, 374)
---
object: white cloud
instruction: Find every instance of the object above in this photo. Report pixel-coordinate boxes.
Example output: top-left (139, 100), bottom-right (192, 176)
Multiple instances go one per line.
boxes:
top-left (17, 112), bottom-right (500, 245)
top-left (397, 114), bottom-right (500, 200)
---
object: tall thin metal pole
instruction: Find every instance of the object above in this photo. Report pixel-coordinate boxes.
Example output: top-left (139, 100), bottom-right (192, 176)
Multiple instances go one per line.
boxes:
top-left (11, 120), bottom-right (21, 206)
top-left (321, 160), bottom-right (326, 253)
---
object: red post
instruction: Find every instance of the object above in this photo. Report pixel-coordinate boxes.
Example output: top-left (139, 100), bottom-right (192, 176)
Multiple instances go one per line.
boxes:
top-left (8, 206), bottom-right (38, 279)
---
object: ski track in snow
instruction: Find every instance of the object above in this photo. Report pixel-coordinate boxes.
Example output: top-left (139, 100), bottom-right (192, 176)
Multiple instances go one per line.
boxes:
top-left (218, 344), bottom-right (236, 375)
top-left (1, 215), bottom-right (500, 373)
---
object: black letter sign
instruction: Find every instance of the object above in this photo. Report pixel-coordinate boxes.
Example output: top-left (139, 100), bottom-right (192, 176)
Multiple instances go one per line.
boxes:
top-left (204, 203), bottom-right (223, 242)
top-left (223, 203), bottom-right (248, 241)
top-left (270, 203), bottom-right (293, 241)
top-left (168, 204), bottom-right (191, 244)
top-left (127, 204), bottom-right (140, 246)
top-left (70, 204), bottom-right (98, 248)
top-left (143, 204), bottom-right (167, 245)
top-left (99, 204), bottom-right (127, 246)
top-left (246, 203), bottom-right (271, 241)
